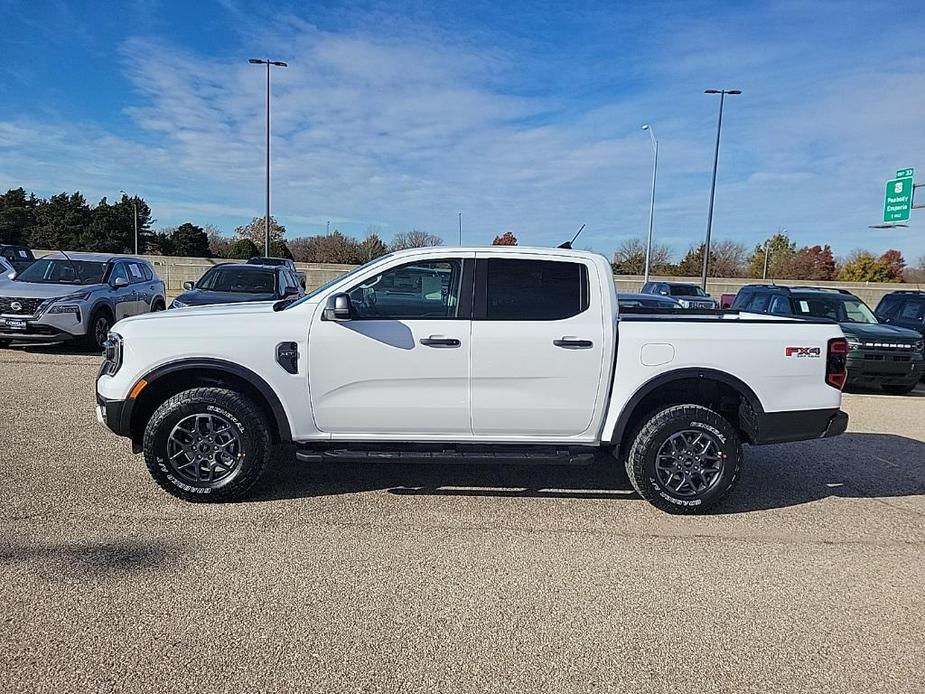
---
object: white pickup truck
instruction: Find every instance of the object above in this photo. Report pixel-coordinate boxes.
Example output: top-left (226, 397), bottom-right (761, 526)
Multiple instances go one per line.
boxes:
top-left (96, 247), bottom-right (849, 513)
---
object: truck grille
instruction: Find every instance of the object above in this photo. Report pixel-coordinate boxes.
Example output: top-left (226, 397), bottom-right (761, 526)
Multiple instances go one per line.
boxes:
top-left (857, 341), bottom-right (917, 352)
top-left (0, 297), bottom-right (45, 316)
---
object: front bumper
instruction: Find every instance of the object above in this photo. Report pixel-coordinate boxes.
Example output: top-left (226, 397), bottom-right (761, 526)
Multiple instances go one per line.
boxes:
top-left (749, 408), bottom-right (848, 445)
top-left (847, 353), bottom-right (924, 386)
top-left (0, 311), bottom-right (87, 342)
top-left (96, 393), bottom-right (131, 438)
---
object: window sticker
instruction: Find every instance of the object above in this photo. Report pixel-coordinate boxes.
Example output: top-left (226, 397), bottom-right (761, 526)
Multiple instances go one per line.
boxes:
top-left (799, 300), bottom-right (809, 313)
top-left (129, 264), bottom-right (142, 278)
top-left (18, 250), bottom-right (28, 258)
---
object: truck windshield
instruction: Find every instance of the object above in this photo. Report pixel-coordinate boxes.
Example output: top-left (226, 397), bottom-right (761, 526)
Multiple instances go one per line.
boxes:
top-left (15, 258), bottom-right (106, 285)
top-left (283, 253), bottom-right (394, 310)
top-left (198, 267), bottom-right (276, 293)
top-left (792, 296), bottom-right (878, 324)
top-left (669, 284), bottom-right (707, 297)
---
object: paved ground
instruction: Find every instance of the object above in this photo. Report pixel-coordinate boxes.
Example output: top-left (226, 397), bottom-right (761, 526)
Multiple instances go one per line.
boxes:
top-left (1, 346), bottom-right (923, 694)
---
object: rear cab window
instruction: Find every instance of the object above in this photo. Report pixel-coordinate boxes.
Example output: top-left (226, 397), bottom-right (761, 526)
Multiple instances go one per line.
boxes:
top-left (479, 258), bottom-right (589, 320)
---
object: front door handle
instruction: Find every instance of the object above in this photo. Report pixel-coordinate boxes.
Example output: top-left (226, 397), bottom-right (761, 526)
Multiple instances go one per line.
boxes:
top-left (553, 337), bottom-right (593, 349)
top-left (420, 336), bottom-right (461, 347)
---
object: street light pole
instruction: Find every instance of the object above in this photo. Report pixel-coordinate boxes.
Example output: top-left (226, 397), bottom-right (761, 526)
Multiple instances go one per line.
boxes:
top-left (458, 212), bottom-right (462, 245)
top-left (762, 239), bottom-right (770, 280)
top-left (641, 124), bottom-right (658, 283)
top-left (701, 88), bottom-right (741, 290)
top-left (249, 58), bottom-right (288, 256)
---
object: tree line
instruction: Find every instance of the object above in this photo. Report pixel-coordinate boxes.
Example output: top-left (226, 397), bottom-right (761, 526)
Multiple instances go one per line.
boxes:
top-left (2, 187), bottom-right (920, 281)
top-left (612, 233), bottom-right (924, 283)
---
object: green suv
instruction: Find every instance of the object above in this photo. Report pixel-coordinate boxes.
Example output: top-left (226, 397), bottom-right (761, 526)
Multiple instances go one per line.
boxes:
top-left (733, 285), bottom-right (924, 395)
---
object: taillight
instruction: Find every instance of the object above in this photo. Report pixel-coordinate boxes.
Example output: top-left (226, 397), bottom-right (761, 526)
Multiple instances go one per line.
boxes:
top-left (826, 337), bottom-right (848, 390)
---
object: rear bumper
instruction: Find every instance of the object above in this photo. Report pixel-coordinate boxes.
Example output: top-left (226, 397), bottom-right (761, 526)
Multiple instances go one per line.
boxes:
top-left (750, 408), bottom-right (848, 445)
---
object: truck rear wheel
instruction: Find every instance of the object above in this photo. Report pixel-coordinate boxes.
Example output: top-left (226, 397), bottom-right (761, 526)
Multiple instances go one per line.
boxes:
top-left (625, 404), bottom-right (742, 514)
top-left (143, 387), bottom-right (271, 503)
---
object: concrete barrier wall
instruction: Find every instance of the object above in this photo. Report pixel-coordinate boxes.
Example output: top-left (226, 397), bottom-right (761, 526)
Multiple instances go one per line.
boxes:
top-left (36, 250), bottom-right (922, 305)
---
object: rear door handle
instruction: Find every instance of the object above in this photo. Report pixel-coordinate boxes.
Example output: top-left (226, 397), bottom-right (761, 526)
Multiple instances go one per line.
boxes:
top-left (420, 336), bottom-right (461, 347)
top-left (553, 337), bottom-right (593, 349)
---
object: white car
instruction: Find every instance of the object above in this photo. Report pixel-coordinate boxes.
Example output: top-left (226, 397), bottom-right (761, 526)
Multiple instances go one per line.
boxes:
top-left (96, 246), bottom-right (849, 513)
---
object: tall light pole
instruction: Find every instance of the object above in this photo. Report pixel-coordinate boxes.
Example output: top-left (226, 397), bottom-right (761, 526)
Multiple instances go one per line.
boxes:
top-left (458, 212), bottom-right (462, 245)
top-left (120, 190), bottom-right (139, 255)
top-left (641, 124), bottom-right (659, 282)
top-left (701, 88), bottom-right (741, 290)
top-left (249, 58), bottom-right (288, 256)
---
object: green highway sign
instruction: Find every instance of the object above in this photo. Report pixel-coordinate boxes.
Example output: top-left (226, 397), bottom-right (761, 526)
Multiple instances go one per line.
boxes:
top-left (883, 175), bottom-right (913, 223)
top-left (896, 167), bottom-right (914, 178)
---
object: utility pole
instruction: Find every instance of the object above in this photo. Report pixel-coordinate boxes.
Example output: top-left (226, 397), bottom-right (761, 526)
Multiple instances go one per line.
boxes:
top-left (249, 58), bottom-right (288, 256)
top-left (641, 124), bottom-right (658, 282)
top-left (762, 239), bottom-right (770, 280)
top-left (701, 89), bottom-right (741, 290)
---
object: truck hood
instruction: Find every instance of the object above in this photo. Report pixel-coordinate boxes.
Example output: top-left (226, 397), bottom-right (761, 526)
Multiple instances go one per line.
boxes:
top-left (173, 289), bottom-right (278, 307)
top-left (840, 322), bottom-right (921, 341)
top-left (125, 299), bottom-right (279, 326)
top-left (0, 282), bottom-right (103, 299)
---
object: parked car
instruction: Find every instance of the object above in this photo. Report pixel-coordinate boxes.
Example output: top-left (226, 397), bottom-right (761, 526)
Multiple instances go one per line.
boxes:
top-left (0, 256), bottom-right (16, 281)
top-left (0, 244), bottom-right (36, 274)
top-left (617, 292), bottom-right (684, 311)
top-left (96, 246), bottom-right (849, 513)
top-left (640, 281), bottom-right (718, 309)
top-left (247, 256), bottom-right (306, 288)
top-left (0, 252), bottom-right (166, 350)
top-left (170, 262), bottom-right (304, 309)
top-left (733, 285), bottom-right (924, 394)
top-left (875, 291), bottom-right (925, 341)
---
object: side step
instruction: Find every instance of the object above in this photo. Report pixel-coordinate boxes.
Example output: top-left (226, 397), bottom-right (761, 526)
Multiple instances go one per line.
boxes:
top-left (294, 443), bottom-right (599, 466)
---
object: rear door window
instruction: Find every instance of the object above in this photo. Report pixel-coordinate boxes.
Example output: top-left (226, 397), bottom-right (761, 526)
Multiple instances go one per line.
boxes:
top-left (482, 259), bottom-right (588, 321)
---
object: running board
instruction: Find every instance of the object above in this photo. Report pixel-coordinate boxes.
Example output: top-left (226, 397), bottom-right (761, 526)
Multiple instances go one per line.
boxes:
top-left (294, 444), bottom-right (598, 466)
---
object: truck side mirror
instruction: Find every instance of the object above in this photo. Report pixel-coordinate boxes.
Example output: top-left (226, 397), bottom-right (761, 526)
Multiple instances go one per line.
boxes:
top-left (323, 293), bottom-right (353, 321)
top-left (183, 281), bottom-right (195, 290)
top-left (282, 285), bottom-right (300, 298)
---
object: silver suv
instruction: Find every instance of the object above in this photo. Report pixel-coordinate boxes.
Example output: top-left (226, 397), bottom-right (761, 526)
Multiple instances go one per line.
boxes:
top-left (0, 252), bottom-right (166, 350)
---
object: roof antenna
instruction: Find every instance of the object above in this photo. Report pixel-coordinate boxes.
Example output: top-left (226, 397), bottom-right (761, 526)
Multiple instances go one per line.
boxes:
top-left (558, 224), bottom-right (585, 249)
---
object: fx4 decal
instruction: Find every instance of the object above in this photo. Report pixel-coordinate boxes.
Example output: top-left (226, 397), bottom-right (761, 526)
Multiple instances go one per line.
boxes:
top-left (785, 346), bottom-right (822, 358)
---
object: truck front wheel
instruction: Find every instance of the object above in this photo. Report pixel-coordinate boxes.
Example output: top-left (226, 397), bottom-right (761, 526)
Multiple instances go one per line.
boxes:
top-left (624, 404), bottom-right (742, 514)
top-left (143, 387), bottom-right (271, 503)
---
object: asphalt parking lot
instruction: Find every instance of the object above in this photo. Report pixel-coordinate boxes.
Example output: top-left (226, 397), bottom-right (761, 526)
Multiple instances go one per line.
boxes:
top-left (1, 346), bottom-right (923, 694)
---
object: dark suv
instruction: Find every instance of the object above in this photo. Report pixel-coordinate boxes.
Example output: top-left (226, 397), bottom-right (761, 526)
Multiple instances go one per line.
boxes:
top-left (733, 285), bottom-right (924, 394)
top-left (875, 291), bottom-right (925, 340)
top-left (640, 281), bottom-right (718, 309)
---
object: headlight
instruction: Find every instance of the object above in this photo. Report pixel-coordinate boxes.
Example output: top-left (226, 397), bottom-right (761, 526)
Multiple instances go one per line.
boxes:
top-left (101, 332), bottom-right (123, 375)
top-left (169, 299), bottom-right (187, 309)
top-left (47, 304), bottom-right (81, 315)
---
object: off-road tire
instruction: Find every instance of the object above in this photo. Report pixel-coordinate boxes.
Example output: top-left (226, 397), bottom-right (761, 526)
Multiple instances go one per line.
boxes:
top-left (82, 309), bottom-right (112, 351)
top-left (143, 387), bottom-right (271, 503)
top-left (625, 404), bottom-right (742, 514)
top-left (882, 382), bottom-right (917, 396)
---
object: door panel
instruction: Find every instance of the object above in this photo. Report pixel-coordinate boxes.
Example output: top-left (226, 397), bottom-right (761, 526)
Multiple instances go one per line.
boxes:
top-left (307, 256), bottom-right (473, 436)
top-left (470, 256), bottom-right (606, 437)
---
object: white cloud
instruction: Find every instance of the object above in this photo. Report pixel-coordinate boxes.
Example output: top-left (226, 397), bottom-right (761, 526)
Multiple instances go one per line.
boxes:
top-left (1, 6), bottom-right (924, 264)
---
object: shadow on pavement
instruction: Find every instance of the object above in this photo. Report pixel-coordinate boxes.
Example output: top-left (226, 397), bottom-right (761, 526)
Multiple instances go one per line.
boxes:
top-left (0, 539), bottom-right (184, 577)
top-left (250, 433), bottom-right (925, 514)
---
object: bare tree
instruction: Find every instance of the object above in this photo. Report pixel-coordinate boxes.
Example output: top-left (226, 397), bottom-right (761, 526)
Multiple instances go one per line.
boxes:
top-left (390, 229), bottom-right (444, 250)
top-left (611, 237), bottom-right (672, 275)
top-left (710, 239), bottom-right (748, 278)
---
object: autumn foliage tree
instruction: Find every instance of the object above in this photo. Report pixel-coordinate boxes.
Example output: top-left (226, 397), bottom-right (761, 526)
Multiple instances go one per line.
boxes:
top-left (492, 231), bottom-right (518, 246)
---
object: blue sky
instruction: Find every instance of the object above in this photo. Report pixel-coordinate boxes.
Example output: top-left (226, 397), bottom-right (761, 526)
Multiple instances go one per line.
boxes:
top-left (2, 0), bottom-right (924, 262)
